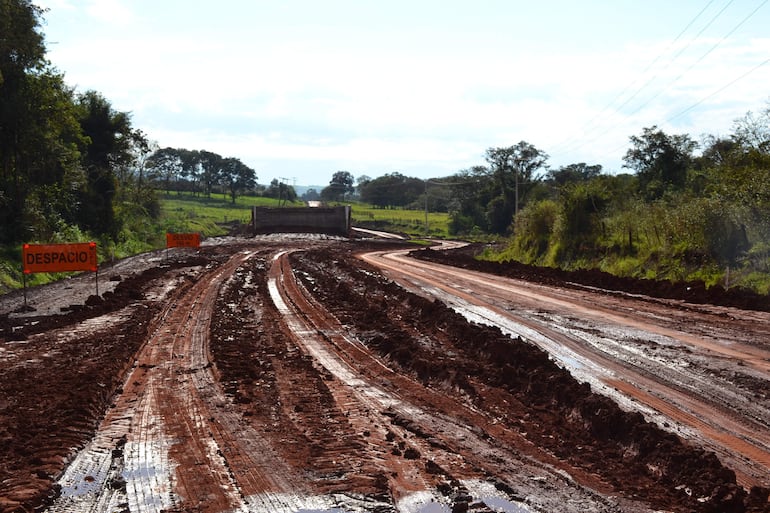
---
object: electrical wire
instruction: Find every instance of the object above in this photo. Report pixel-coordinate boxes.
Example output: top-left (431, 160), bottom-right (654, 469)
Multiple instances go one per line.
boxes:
top-left (549, 0), bottom-right (720, 155)
top-left (556, 0), bottom-right (769, 168)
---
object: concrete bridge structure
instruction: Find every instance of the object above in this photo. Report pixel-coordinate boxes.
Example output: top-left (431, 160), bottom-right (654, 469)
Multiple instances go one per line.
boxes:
top-left (251, 205), bottom-right (351, 236)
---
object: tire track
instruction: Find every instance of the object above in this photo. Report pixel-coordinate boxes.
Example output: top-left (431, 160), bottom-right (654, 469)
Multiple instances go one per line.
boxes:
top-left (361, 247), bottom-right (770, 489)
top-left (268, 250), bottom-right (630, 513)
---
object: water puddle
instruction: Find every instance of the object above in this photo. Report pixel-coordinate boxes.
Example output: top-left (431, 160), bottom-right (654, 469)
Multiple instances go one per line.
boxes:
top-left (482, 496), bottom-right (530, 512)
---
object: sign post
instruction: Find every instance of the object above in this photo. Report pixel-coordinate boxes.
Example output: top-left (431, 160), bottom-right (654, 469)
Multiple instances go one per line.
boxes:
top-left (166, 232), bottom-right (201, 248)
top-left (165, 233), bottom-right (201, 259)
top-left (22, 242), bottom-right (99, 305)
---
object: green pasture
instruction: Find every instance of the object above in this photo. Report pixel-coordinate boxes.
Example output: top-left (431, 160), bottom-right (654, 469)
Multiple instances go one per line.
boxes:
top-left (159, 193), bottom-right (297, 236)
top-left (349, 204), bottom-right (450, 238)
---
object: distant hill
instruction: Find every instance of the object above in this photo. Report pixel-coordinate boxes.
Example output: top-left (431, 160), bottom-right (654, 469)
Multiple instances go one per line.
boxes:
top-left (294, 185), bottom-right (324, 196)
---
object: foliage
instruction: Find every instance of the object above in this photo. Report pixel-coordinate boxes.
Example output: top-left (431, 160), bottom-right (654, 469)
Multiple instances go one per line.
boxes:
top-left (262, 178), bottom-right (297, 204)
top-left (146, 147), bottom-right (258, 202)
top-left (480, 114), bottom-right (770, 293)
top-left (447, 143), bottom-right (549, 236)
top-left (623, 126), bottom-right (697, 200)
top-left (321, 171), bottom-right (355, 202)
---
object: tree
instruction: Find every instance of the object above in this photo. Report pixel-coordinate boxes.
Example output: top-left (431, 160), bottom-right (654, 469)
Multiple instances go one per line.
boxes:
top-left (448, 166), bottom-right (493, 235)
top-left (220, 157), bottom-right (256, 203)
top-left (264, 178), bottom-right (296, 204)
top-left (546, 163), bottom-right (602, 187)
top-left (484, 141), bottom-right (549, 233)
top-left (0, 0), bottom-right (85, 242)
top-left (623, 126), bottom-right (697, 200)
top-left (355, 174), bottom-right (372, 199)
top-left (358, 172), bottom-right (423, 208)
top-left (301, 188), bottom-right (320, 201)
top-left (147, 147), bottom-right (185, 194)
top-left (731, 108), bottom-right (770, 153)
top-left (198, 150), bottom-right (224, 198)
top-left (321, 171), bottom-right (355, 202)
top-left (75, 91), bottom-right (137, 238)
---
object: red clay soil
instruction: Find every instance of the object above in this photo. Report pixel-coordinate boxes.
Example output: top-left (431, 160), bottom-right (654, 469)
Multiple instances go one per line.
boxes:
top-left (0, 239), bottom-right (768, 512)
top-left (0, 249), bottom-right (232, 513)
top-left (291, 247), bottom-right (770, 513)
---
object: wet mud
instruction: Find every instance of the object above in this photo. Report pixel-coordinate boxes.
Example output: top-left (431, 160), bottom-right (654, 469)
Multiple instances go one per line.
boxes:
top-left (291, 247), bottom-right (770, 513)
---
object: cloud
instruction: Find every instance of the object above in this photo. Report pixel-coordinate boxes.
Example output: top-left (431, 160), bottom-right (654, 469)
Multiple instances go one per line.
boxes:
top-left (39, 1), bottom-right (770, 183)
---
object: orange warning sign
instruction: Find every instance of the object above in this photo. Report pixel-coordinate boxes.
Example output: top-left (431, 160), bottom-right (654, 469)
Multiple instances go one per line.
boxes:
top-left (23, 242), bottom-right (98, 274)
top-left (166, 232), bottom-right (201, 248)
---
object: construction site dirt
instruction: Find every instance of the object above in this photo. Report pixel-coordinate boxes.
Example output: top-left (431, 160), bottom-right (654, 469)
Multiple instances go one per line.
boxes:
top-left (0, 235), bottom-right (768, 513)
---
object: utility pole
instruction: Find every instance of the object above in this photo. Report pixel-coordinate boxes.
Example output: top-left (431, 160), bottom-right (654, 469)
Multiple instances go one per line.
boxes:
top-left (424, 179), bottom-right (429, 236)
top-left (279, 177), bottom-right (290, 207)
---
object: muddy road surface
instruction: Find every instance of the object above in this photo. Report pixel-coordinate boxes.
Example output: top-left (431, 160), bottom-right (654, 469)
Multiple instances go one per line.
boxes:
top-left (0, 236), bottom-right (768, 513)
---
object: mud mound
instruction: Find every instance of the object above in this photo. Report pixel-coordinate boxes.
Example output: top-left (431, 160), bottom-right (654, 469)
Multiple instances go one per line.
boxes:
top-left (292, 247), bottom-right (769, 513)
top-left (412, 245), bottom-right (770, 312)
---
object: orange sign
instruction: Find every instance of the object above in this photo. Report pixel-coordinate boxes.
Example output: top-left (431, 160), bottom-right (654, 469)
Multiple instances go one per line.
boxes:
top-left (23, 242), bottom-right (98, 274)
top-left (166, 232), bottom-right (201, 248)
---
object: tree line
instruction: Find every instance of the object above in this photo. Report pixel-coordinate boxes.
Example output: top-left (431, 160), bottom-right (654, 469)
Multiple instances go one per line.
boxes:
top-left (0, 1), bottom-right (263, 247)
top-left (147, 148), bottom-right (256, 203)
top-left (315, 109), bottom-right (769, 290)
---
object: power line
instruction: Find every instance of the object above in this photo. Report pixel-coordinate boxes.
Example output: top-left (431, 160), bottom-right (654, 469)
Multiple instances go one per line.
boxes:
top-left (549, 0), bottom-right (721, 155)
top-left (558, 0), bottom-right (768, 163)
top-left (601, 55), bottom-right (770, 162)
top-left (667, 56), bottom-right (770, 123)
top-left (620, 0), bottom-right (767, 120)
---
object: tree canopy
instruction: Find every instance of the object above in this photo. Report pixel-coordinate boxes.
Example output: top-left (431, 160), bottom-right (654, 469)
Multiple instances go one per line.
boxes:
top-left (321, 171), bottom-right (355, 202)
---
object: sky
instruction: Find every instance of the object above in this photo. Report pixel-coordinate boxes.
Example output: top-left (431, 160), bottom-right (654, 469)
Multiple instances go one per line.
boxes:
top-left (37, 0), bottom-right (770, 186)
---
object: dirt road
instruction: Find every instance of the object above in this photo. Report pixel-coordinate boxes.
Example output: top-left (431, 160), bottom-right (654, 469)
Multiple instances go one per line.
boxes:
top-left (0, 236), bottom-right (768, 513)
top-left (363, 245), bottom-right (770, 489)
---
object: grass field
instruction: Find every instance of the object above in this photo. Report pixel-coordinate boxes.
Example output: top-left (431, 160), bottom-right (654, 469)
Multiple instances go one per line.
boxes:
top-left (350, 204), bottom-right (450, 237)
top-left (160, 193), bottom-right (296, 236)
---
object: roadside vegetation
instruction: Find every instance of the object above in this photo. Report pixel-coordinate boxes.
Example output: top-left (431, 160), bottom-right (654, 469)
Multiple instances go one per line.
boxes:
top-left (459, 120), bottom-right (770, 294)
top-left (1, 0), bottom-right (768, 295)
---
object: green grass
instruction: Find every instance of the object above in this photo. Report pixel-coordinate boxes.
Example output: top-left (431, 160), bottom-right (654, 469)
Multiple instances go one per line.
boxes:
top-left (159, 192), bottom-right (298, 236)
top-left (158, 193), bottom-right (453, 238)
top-left (349, 203), bottom-right (450, 237)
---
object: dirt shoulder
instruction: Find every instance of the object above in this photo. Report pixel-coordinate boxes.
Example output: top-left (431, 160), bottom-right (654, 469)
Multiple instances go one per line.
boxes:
top-left (412, 243), bottom-right (770, 312)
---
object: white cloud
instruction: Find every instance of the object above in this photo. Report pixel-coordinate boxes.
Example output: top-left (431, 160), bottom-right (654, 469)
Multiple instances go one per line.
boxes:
top-left (39, 1), bottom-right (770, 183)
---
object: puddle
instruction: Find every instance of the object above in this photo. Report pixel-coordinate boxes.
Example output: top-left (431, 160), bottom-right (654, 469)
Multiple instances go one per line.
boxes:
top-left (482, 496), bottom-right (530, 512)
top-left (417, 503), bottom-right (450, 513)
top-left (297, 509), bottom-right (349, 513)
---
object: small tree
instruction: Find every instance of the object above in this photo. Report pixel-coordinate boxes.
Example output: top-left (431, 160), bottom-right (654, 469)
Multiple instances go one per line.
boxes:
top-left (623, 126), bottom-right (696, 200)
